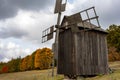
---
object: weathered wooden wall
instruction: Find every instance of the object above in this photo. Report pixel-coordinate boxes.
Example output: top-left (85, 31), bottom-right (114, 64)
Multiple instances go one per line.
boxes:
top-left (58, 27), bottom-right (108, 75)
top-left (58, 29), bottom-right (76, 75)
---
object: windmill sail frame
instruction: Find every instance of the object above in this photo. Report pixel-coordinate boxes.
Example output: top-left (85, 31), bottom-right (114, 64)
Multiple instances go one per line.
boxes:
top-left (42, 25), bottom-right (54, 43)
top-left (54, 0), bottom-right (67, 13)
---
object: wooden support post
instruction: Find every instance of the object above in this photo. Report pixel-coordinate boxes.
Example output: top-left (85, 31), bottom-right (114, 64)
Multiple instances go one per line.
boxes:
top-left (52, 52), bottom-right (55, 77)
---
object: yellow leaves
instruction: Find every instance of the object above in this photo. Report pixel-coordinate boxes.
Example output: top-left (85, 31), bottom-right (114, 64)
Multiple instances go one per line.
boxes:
top-left (108, 47), bottom-right (120, 61)
top-left (34, 49), bottom-right (41, 69)
top-left (34, 48), bottom-right (53, 70)
top-left (20, 48), bottom-right (53, 71)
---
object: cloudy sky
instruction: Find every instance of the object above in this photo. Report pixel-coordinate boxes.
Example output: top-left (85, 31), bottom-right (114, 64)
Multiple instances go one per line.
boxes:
top-left (0, 0), bottom-right (120, 62)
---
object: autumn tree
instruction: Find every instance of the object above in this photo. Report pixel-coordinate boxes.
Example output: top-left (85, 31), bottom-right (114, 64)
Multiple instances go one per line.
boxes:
top-left (0, 47), bottom-right (53, 73)
top-left (30, 51), bottom-right (36, 69)
top-left (20, 56), bottom-right (29, 71)
top-left (0, 62), bottom-right (5, 70)
top-left (7, 57), bottom-right (21, 72)
top-left (20, 58), bottom-right (24, 71)
top-left (34, 49), bottom-right (41, 69)
top-left (108, 46), bottom-right (120, 61)
top-left (107, 24), bottom-right (120, 61)
top-left (27, 54), bottom-right (35, 70)
top-left (107, 24), bottom-right (120, 52)
top-left (0, 62), bottom-right (6, 73)
top-left (1, 65), bottom-right (8, 73)
top-left (39, 48), bottom-right (53, 69)
top-left (34, 48), bottom-right (53, 69)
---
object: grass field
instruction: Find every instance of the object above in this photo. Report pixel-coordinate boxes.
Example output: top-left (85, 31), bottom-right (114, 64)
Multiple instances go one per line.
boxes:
top-left (0, 61), bottom-right (120, 80)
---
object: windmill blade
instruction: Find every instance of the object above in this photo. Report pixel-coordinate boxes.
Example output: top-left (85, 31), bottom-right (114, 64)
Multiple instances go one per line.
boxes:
top-left (42, 26), bottom-right (54, 43)
top-left (80, 7), bottom-right (100, 28)
top-left (54, 0), bottom-right (67, 13)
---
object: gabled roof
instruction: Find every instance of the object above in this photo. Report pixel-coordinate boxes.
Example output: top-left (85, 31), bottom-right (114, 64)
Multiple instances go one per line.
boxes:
top-left (60, 14), bottom-right (107, 33)
top-left (61, 13), bottom-right (82, 27)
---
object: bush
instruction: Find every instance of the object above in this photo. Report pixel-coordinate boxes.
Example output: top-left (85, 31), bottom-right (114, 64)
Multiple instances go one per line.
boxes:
top-left (1, 66), bottom-right (8, 73)
top-left (108, 47), bottom-right (120, 61)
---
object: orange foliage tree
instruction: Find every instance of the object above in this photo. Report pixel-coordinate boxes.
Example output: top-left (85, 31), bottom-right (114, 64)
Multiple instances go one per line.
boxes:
top-left (108, 47), bottom-right (120, 61)
top-left (34, 48), bottom-right (53, 69)
top-left (34, 49), bottom-right (41, 69)
top-left (20, 56), bottom-right (29, 71)
top-left (0, 47), bottom-right (53, 73)
top-left (27, 55), bottom-right (34, 70)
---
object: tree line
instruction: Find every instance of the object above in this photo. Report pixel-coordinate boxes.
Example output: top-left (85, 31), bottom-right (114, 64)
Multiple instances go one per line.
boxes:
top-left (0, 48), bottom-right (53, 73)
top-left (107, 24), bottom-right (120, 61)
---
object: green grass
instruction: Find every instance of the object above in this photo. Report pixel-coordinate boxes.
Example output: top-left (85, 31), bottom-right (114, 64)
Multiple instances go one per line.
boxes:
top-left (0, 69), bottom-right (64, 80)
top-left (84, 70), bottom-right (120, 80)
top-left (0, 61), bottom-right (120, 80)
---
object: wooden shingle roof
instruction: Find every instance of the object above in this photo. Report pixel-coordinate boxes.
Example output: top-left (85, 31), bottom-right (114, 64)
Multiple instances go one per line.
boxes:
top-left (61, 14), bottom-right (107, 33)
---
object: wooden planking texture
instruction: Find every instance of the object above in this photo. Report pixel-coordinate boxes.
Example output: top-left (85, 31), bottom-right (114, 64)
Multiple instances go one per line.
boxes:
top-left (57, 27), bottom-right (108, 75)
top-left (58, 29), bottom-right (76, 75)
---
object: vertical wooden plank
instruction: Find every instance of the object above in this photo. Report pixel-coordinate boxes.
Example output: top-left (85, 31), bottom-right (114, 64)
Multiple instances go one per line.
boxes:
top-left (74, 32), bottom-right (79, 75)
top-left (76, 31), bottom-right (83, 75)
top-left (58, 26), bottom-right (108, 76)
top-left (58, 28), bottom-right (77, 75)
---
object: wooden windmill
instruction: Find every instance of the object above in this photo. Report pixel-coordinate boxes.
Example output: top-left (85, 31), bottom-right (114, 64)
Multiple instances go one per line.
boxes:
top-left (42, 0), bottom-right (108, 79)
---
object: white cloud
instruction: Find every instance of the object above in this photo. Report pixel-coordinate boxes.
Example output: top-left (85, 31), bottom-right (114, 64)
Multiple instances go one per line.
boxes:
top-left (24, 48), bottom-right (31, 55)
top-left (7, 42), bottom-right (17, 49)
top-left (0, 41), bottom-right (33, 62)
top-left (0, 42), bottom-right (4, 48)
top-left (1, 58), bottom-right (10, 63)
top-left (0, 9), bottom-right (56, 44)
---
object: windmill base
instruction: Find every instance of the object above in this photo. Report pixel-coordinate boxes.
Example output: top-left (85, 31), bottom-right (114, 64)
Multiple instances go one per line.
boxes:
top-left (64, 75), bottom-right (77, 80)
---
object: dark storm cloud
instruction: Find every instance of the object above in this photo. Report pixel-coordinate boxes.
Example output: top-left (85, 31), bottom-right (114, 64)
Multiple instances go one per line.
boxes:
top-left (0, 0), bottom-right (18, 19)
top-left (0, 26), bottom-right (28, 38)
top-left (98, 0), bottom-right (120, 28)
top-left (102, 1), bottom-right (120, 23)
top-left (0, 0), bottom-right (54, 19)
top-left (9, 0), bottom-right (54, 10)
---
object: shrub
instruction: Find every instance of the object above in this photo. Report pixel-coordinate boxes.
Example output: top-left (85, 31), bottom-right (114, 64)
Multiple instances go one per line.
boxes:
top-left (1, 66), bottom-right (8, 73)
